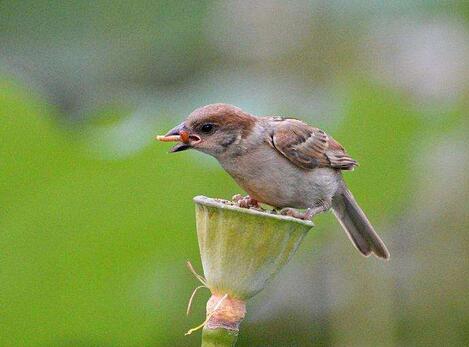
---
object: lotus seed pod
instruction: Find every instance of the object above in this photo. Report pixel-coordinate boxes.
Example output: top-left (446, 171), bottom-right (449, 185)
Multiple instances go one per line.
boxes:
top-left (194, 196), bottom-right (313, 299)
top-left (192, 196), bottom-right (314, 346)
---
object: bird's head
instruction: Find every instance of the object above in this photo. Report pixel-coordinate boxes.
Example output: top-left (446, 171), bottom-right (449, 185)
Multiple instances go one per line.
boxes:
top-left (157, 103), bottom-right (256, 158)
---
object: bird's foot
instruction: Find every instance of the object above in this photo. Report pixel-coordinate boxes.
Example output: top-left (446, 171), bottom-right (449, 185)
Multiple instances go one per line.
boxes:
top-left (232, 194), bottom-right (259, 209)
top-left (280, 207), bottom-right (309, 220)
top-left (280, 207), bottom-right (322, 220)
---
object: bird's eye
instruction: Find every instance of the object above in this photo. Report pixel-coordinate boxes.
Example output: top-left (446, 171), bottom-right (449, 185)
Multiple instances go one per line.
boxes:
top-left (201, 123), bottom-right (214, 133)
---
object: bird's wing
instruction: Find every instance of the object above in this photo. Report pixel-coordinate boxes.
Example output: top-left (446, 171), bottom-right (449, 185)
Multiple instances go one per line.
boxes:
top-left (268, 118), bottom-right (358, 170)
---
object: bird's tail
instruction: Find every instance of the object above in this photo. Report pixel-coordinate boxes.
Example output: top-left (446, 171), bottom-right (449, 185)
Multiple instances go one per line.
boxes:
top-left (331, 181), bottom-right (390, 259)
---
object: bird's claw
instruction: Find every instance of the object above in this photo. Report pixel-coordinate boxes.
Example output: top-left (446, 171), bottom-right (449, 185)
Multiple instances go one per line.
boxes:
top-left (232, 194), bottom-right (259, 209)
top-left (280, 207), bottom-right (315, 220)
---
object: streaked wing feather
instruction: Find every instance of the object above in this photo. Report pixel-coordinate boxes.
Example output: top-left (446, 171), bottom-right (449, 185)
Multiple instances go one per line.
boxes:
top-left (270, 119), bottom-right (357, 170)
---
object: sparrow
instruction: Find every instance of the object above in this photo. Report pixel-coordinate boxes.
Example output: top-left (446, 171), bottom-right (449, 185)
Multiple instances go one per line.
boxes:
top-left (157, 103), bottom-right (389, 259)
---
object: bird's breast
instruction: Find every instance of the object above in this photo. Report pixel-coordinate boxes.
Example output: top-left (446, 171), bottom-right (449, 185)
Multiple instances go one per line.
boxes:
top-left (218, 144), bottom-right (340, 208)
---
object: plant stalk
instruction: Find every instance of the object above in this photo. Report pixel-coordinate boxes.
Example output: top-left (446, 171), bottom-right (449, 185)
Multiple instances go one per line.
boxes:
top-left (201, 294), bottom-right (246, 347)
top-left (201, 328), bottom-right (238, 347)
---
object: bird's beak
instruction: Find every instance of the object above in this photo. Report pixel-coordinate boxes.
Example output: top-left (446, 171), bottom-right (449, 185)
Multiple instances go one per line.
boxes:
top-left (156, 122), bottom-right (200, 153)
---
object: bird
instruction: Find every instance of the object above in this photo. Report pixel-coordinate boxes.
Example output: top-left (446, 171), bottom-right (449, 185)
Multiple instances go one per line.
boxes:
top-left (157, 103), bottom-right (389, 259)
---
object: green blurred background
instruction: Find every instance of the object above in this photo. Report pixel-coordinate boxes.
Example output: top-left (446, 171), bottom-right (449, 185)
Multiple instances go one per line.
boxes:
top-left (1, 1), bottom-right (468, 346)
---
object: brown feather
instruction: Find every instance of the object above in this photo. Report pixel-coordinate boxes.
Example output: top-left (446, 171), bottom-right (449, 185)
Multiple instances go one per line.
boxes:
top-left (187, 103), bottom-right (255, 139)
top-left (269, 118), bottom-right (357, 171)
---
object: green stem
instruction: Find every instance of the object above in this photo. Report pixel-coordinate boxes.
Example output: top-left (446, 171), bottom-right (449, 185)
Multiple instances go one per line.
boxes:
top-left (199, 294), bottom-right (245, 347)
top-left (201, 327), bottom-right (238, 347)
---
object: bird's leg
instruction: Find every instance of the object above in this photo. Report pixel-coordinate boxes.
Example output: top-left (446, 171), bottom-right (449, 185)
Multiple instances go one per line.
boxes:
top-left (280, 199), bottom-right (332, 221)
top-left (303, 206), bottom-right (326, 220)
top-left (232, 194), bottom-right (259, 208)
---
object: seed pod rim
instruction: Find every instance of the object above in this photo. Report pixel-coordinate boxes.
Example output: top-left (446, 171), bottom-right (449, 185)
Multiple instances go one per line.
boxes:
top-left (193, 195), bottom-right (314, 227)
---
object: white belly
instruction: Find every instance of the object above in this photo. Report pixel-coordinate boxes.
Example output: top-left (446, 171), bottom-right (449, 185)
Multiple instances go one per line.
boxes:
top-left (219, 145), bottom-right (341, 208)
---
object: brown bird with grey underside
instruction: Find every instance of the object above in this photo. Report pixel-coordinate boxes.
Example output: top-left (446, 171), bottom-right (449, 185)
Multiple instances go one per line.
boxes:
top-left (157, 103), bottom-right (389, 259)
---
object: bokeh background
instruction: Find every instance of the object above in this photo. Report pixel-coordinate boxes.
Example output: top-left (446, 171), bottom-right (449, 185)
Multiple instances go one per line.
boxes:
top-left (1, 1), bottom-right (468, 346)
